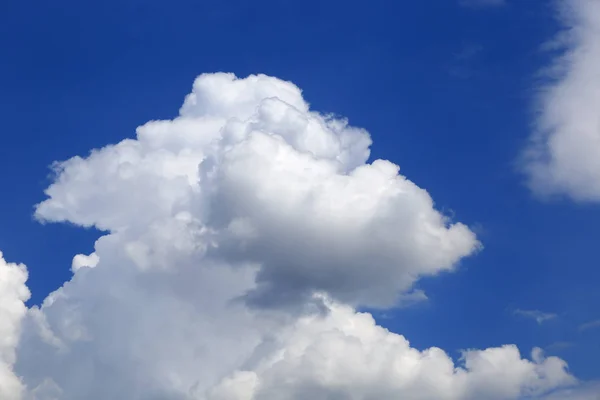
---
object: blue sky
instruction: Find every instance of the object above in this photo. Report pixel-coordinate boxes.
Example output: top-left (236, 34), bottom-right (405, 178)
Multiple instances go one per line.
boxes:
top-left (1, 0), bottom-right (600, 397)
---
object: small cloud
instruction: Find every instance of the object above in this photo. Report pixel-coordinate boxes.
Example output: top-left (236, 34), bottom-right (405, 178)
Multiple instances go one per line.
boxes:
top-left (546, 342), bottom-right (574, 352)
top-left (514, 309), bottom-right (558, 324)
top-left (459, 0), bottom-right (506, 8)
top-left (579, 319), bottom-right (600, 332)
top-left (71, 252), bottom-right (99, 273)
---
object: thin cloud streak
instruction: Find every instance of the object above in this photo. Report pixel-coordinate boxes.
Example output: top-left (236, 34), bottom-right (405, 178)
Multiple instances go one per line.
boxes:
top-left (514, 309), bottom-right (558, 324)
top-left (579, 319), bottom-right (600, 332)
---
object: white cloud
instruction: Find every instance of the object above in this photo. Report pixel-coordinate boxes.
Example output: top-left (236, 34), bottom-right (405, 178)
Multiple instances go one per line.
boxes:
top-left (0, 72), bottom-right (592, 399)
top-left (34, 72), bottom-right (480, 310)
top-left (514, 309), bottom-right (558, 325)
top-left (70, 253), bottom-right (99, 273)
top-left (0, 252), bottom-right (30, 400)
top-left (523, 0), bottom-right (600, 202)
top-left (208, 301), bottom-right (576, 400)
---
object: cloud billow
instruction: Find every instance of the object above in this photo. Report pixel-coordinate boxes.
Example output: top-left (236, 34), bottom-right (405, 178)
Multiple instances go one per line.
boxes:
top-left (0, 73), bottom-right (586, 399)
top-left (35, 72), bottom-right (480, 310)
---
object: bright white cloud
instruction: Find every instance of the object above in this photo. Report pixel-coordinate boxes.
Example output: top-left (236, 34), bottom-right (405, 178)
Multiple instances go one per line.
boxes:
top-left (0, 72), bottom-right (590, 399)
top-left (34, 72), bottom-right (480, 309)
top-left (70, 252), bottom-right (99, 273)
top-left (523, 0), bottom-right (600, 201)
top-left (0, 252), bottom-right (30, 400)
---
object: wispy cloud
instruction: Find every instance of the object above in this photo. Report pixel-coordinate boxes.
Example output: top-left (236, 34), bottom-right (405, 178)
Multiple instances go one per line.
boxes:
top-left (546, 341), bottom-right (574, 352)
top-left (459, 0), bottom-right (506, 8)
top-left (514, 309), bottom-right (558, 324)
top-left (579, 319), bottom-right (600, 332)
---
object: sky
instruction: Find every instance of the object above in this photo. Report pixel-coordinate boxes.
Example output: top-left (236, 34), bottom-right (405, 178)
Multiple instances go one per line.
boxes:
top-left (1, 0), bottom-right (600, 399)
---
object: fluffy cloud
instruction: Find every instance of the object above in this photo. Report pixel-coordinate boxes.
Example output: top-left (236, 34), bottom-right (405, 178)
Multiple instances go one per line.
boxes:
top-left (523, 0), bottom-right (600, 201)
top-left (16, 232), bottom-right (267, 399)
top-left (0, 252), bottom-right (30, 400)
top-left (0, 72), bottom-right (589, 399)
top-left (35, 72), bottom-right (479, 309)
top-left (70, 252), bottom-right (99, 273)
top-left (208, 301), bottom-right (575, 400)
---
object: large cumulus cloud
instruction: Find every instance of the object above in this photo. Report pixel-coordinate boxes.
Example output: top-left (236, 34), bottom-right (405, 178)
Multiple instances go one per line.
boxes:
top-left (0, 73), bottom-right (588, 399)
top-left (523, 0), bottom-right (600, 202)
top-left (35, 72), bottom-right (478, 309)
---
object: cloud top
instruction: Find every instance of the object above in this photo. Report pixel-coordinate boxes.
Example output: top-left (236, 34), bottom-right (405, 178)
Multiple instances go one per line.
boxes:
top-left (35, 72), bottom-right (480, 309)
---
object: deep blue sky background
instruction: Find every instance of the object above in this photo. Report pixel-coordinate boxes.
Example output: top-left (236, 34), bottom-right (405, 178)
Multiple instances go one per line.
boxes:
top-left (1, 0), bottom-right (598, 381)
